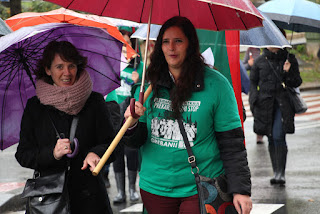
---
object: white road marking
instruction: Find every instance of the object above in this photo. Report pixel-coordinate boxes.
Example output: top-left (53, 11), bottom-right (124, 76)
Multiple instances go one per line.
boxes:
top-left (120, 203), bottom-right (143, 212)
top-left (120, 203), bottom-right (284, 213)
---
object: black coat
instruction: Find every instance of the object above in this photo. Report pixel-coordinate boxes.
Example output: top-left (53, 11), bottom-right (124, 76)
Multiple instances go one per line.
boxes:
top-left (249, 49), bottom-right (302, 135)
top-left (16, 92), bottom-right (115, 214)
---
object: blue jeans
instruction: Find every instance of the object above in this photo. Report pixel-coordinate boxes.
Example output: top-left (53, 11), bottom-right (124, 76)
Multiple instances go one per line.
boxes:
top-left (268, 102), bottom-right (287, 147)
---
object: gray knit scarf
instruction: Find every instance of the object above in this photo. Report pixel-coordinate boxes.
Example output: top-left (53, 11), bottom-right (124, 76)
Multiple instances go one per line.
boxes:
top-left (36, 70), bottom-right (93, 115)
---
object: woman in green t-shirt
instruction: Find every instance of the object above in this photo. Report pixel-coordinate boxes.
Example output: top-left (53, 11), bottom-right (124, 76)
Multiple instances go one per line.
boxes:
top-left (124, 16), bottom-right (252, 214)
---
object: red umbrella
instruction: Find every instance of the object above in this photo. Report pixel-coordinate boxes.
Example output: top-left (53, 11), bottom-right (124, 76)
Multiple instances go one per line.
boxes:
top-left (44, 0), bottom-right (263, 175)
top-left (45, 0), bottom-right (263, 104)
top-left (45, 0), bottom-right (263, 31)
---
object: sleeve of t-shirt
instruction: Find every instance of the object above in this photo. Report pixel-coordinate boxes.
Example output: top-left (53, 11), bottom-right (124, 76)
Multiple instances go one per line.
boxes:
top-left (212, 76), bottom-right (241, 132)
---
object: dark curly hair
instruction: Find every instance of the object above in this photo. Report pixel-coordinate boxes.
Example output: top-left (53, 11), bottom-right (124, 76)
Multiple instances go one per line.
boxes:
top-left (147, 16), bottom-right (205, 118)
top-left (35, 41), bottom-right (87, 84)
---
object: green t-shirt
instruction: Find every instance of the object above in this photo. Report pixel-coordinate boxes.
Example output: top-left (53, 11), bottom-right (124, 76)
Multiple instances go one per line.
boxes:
top-left (135, 67), bottom-right (241, 198)
top-left (105, 61), bottom-right (144, 104)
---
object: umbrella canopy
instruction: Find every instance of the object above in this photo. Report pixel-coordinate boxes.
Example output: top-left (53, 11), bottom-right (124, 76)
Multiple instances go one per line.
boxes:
top-left (5, 7), bottom-right (136, 60)
top-left (45, 0), bottom-right (263, 31)
top-left (45, 0), bottom-right (264, 174)
top-left (0, 18), bottom-right (12, 36)
top-left (240, 10), bottom-right (291, 48)
top-left (133, 13), bottom-right (291, 49)
top-left (0, 23), bottom-right (123, 150)
top-left (258, 0), bottom-right (320, 33)
top-left (45, 0), bottom-right (264, 100)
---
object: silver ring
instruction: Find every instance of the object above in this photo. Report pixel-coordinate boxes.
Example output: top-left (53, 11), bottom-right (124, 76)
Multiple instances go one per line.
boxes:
top-left (65, 146), bottom-right (68, 150)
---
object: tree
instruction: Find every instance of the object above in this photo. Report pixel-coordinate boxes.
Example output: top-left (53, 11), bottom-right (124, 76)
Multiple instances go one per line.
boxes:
top-left (10, 0), bottom-right (21, 16)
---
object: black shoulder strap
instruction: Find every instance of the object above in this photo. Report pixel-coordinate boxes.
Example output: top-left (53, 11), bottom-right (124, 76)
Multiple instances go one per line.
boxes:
top-left (69, 116), bottom-right (79, 143)
top-left (177, 117), bottom-right (198, 172)
top-left (47, 112), bottom-right (79, 142)
top-left (47, 112), bottom-right (61, 139)
top-left (177, 117), bottom-right (207, 214)
top-left (266, 57), bottom-right (286, 88)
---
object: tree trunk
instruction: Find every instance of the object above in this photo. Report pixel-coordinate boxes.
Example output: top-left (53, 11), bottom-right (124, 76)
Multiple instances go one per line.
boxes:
top-left (10, 0), bottom-right (22, 16)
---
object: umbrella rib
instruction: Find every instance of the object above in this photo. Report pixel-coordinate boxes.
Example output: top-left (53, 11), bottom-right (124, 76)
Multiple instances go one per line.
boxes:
top-left (0, 65), bottom-right (18, 82)
top-left (77, 48), bottom-right (124, 64)
top-left (41, 16), bottom-right (61, 23)
top-left (207, 4), bottom-right (218, 31)
top-left (100, 0), bottom-right (111, 16)
top-left (86, 65), bottom-right (121, 85)
top-left (238, 10), bottom-right (248, 30)
top-left (0, 50), bottom-right (18, 63)
top-left (61, 33), bottom-right (120, 42)
top-left (140, 0), bottom-right (147, 23)
top-left (1, 64), bottom-right (23, 149)
top-left (22, 31), bottom-right (63, 60)
top-left (17, 65), bottom-right (27, 108)
top-left (177, 0), bottom-right (180, 16)
top-left (0, 59), bottom-right (22, 82)
top-left (66, 0), bottom-right (76, 10)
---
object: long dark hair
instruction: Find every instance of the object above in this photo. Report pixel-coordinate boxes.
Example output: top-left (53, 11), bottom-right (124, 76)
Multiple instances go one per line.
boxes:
top-left (147, 16), bottom-right (205, 118)
top-left (35, 41), bottom-right (87, 84)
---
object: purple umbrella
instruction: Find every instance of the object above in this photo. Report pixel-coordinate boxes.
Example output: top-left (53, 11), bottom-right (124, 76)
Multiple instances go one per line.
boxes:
top-left (0, 23), bottom-right (122, 150)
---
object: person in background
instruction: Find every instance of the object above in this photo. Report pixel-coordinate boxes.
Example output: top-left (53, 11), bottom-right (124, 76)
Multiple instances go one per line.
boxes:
top-left (243, 47), bottom-right (264, 144)
top-left (103, 100), bottom-right (121, 189)
top-left (124, 16), bottom-right (252, 214)
top-left (249, 34), bottom-right (302, 185)
top-left (105, 27), bottom-right (142, 203)
top-left (240, 60), bottom-right (250, 122)
top-left (243, 47), bottom-right (261, 71)
top-left (15, 41), bottom-right (115, 213)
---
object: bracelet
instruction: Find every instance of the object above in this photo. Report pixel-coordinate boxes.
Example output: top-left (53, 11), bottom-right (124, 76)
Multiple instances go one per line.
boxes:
top-left (128, 121), bottom-right (138, 130)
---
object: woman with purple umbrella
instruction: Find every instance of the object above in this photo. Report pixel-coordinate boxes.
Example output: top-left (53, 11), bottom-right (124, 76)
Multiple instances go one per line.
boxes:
top-left (15, 41), bottom-right (115, 214)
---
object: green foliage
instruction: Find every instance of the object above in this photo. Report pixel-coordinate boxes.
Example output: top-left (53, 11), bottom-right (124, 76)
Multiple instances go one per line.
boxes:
top-left (300, 68), bottom-right (320, 83)
top-left (289, 45), bottom-right (314, 61)
top-left (0, 0), bottom-right (59, 19)
top-left (22, 1), bottom-right (59, 13)
top-left (0, 4), bottom-right (10, 19)
top-left (296, 45), bottom-right (306, 54)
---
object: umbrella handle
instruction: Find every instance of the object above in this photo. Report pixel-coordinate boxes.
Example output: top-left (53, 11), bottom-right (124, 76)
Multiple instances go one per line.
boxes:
top-left (92, 86), bottom-right (152, 176)
top-left (66, 138), bottom-right (79, 158)
top-left (130, 91), bottom-right (145, 118)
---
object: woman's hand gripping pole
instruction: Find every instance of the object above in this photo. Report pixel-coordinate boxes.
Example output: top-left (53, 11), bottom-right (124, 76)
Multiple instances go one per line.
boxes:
top-left (92, 86), bottom-right (152, 176)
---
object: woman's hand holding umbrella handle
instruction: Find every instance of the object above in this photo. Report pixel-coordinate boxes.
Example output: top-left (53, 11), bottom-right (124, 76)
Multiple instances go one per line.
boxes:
top-left (129, 90), bottom-right (146, 120)
top-left (283, 59), bottom-right (291, 72)
top-left (53, 138), bottom-right (71, 160)
top-left (127, 98), bottom-right (146, 127)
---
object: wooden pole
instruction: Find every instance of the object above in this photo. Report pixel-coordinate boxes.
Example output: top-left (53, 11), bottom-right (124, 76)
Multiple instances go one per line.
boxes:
top-left (93, 0), bottom-right (154, 176)
top-left (92, 85), bottom-right (152, 176)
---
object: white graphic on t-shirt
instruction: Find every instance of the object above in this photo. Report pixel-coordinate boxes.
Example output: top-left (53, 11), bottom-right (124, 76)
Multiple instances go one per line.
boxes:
top-left (154, 98), bottom-right (200, 112)
top-left (150, 98), bottom-right (199, 149)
